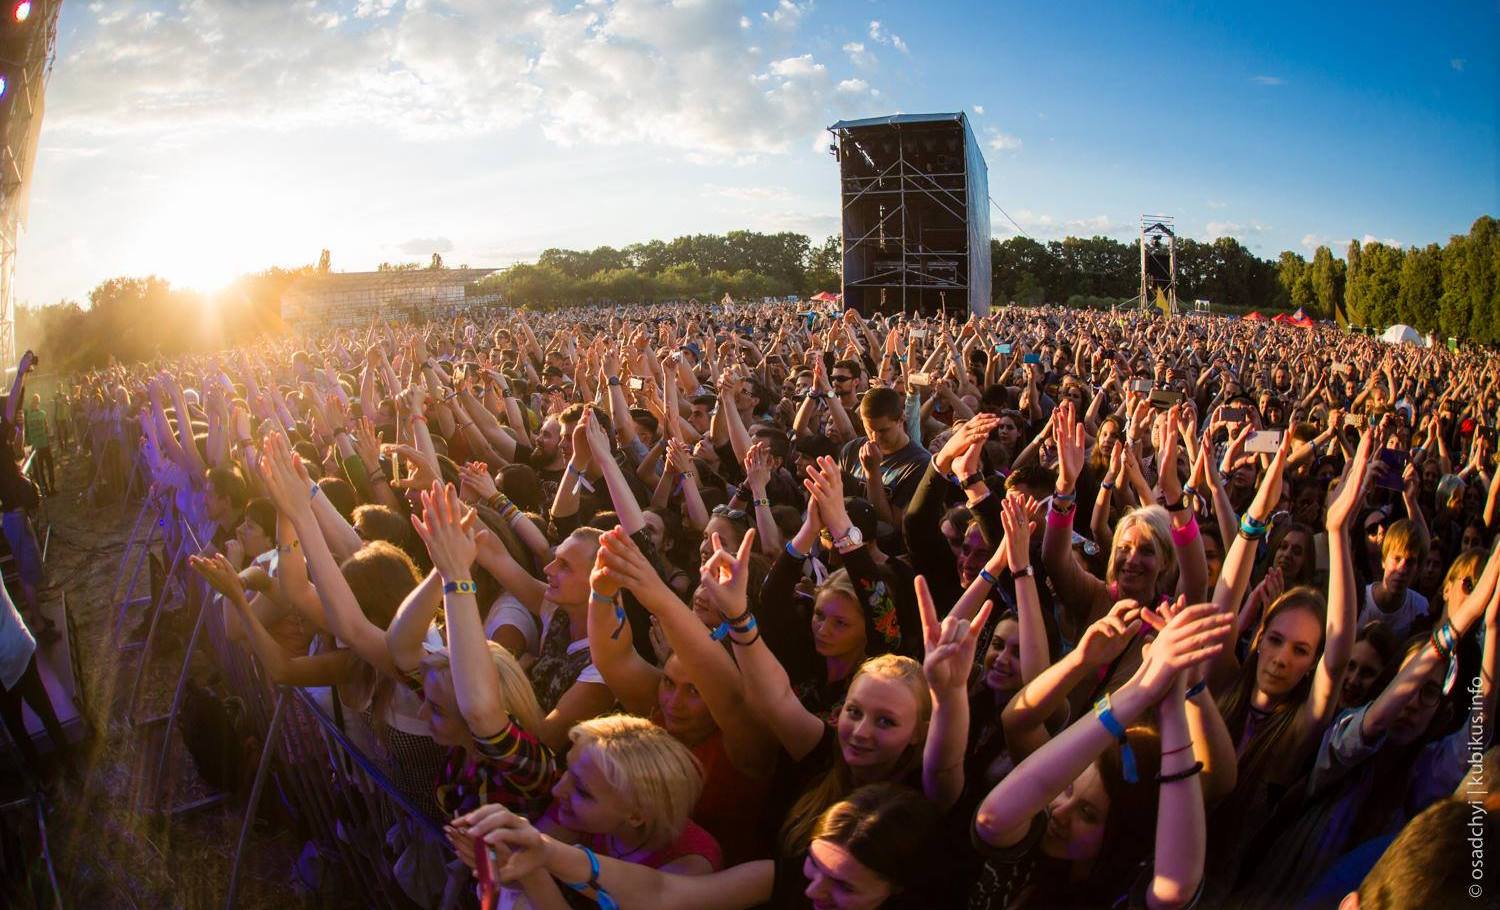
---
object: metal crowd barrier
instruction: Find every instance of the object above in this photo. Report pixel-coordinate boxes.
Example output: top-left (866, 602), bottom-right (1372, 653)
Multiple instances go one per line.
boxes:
top-left (112, 490), bottom-right (469, 910)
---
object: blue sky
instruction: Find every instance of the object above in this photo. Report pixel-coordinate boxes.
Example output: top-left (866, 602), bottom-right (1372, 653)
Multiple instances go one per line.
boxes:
top-left (14, 0), bottom-right (1497, 307)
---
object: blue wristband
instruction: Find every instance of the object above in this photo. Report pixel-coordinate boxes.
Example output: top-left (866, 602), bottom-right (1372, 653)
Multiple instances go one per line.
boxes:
top-left (1093, 694), bottom-right (1139, 783)
top-left (562, 845), bottom-right (620, 910)
top-left (710, 621), bottom-right (732, 641)
top-left (442, 580), bottom-right (478, 595)
top-left (1185, 679), bottom-right (1208, 700)
top-left (786, 540), bottom-right (810, 560)
top-left (978, 568), bottom-right (1000, 586)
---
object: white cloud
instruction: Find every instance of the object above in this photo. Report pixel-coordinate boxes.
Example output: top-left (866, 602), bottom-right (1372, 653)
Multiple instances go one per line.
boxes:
top-left (1451, 58), bottom-right (1466, 71)
top-left (837, 78), bottom-right (870, 94)
top-left (1252, 75), bottom-right (1285, 86)
top-left (1206, 220), bottom-right (1270, 240)
top-left (986, 128), bottom-right (1022, 152)
top-left (739, 15), bottom-right (751, 28)
top-left (868, 20), bottom-right (908, 54)
top-left (769, 54), bottom-right (826, 77)
top-left (396, 236), bottom-right (455, 256)
top-left (843, 41), bottom-right (874, 67)
top-left (973, 105), bottom-right (984, 115)
top-left (49, 0), bottom-right (864, 159)
top-left (761, 0), bottom-right (811, 30)
top-left (703, 184), bottom-right (795, 202)
top-left (1300, 233), bottom-right (1329, 251)
top-left (1360, 233), bottom-right (1402, 248)
top-left (1206, 199), bottom-right (1228, 210)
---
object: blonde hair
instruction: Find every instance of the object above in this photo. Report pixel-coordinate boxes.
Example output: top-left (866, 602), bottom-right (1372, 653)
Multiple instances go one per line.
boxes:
top-left (1106, 505), bottom-right (1177, 592)
top-left (1443, 549), bottom-right (1486, 605)
top-left (780, 654), bottom-right (931, 855)
top-left (1382, 518), bottom-right (1430, 564)
top-left (419, 641), bottom-right (544, 734)
top-left (569, 715), bottom-right (704, 850)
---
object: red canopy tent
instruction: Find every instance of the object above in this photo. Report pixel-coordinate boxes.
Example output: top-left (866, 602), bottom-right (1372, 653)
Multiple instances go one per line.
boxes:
top-left (810, 291), bottom-right (843, 303)
top-left (1243, 311), bottom-right (1268, 322)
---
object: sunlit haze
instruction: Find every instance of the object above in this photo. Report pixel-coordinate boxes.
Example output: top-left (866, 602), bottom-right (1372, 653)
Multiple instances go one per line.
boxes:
top-left (14, 0), bottom-right (1496, 306)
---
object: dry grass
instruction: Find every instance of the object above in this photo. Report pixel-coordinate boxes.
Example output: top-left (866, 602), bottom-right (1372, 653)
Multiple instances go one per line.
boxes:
top-left (36, 454), bottom-right (300, 909)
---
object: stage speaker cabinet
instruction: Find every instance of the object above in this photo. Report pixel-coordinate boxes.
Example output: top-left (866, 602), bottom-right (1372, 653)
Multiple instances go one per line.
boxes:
top-left (830, 112), bottom-right (991, 318)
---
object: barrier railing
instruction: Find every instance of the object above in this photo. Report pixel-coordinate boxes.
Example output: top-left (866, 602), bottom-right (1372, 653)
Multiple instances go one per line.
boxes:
top-left (113, 489), bottom-right (468, 910)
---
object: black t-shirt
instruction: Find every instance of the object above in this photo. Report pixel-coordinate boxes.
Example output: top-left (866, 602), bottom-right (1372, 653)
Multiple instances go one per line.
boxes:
top-left (838, 436), bottom-right (932, 510)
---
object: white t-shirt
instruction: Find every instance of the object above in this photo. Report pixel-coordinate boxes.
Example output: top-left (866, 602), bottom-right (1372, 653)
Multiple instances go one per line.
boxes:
top-left (1358, 583), bottom-right (1430, 639)
top-left (485, 592), bottom-right (540, 657)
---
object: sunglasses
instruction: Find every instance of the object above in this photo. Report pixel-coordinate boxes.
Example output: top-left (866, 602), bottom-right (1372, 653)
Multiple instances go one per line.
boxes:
top-left (831, 375), bottom-right (855, 384)
top-left (711, 505), bottom-right (749, 523)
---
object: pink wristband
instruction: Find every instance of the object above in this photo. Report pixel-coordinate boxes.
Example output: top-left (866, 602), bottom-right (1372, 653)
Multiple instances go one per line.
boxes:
top-left (1046, 504), bottom-right (1074, 529)
top-left (1169, 513), bottom-right (1200, 548)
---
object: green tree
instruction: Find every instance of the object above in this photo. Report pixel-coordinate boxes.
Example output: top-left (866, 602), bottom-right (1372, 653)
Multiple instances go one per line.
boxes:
top-left (1397, 243), bottom-right (1443, 333)
top-left (1309, 245), bottom-right (1343, 320)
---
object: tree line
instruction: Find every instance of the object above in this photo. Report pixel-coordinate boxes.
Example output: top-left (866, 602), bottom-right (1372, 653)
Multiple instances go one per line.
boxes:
top-left (17, 218), bottom-right (1498, 374)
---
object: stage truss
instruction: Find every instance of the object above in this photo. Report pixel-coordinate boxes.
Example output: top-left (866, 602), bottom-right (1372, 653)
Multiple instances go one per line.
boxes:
top-left (1138, 214), bottom-right (1177, 316)
top-left (0, 0), bottom-right (61, 366)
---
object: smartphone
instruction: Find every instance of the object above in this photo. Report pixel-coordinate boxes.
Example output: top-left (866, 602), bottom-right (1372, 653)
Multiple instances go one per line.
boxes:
top-left (996, 343), bottom-right (1014, 355)
top-left (627, 377), bottom-right (646, 391)
top-left (1023, 353), bottom-right (1042, 365)
top-left (1222, 406), bottom-right (1245, 423)
top-left (1375, 448), bottom-right (1408, 491)
top-left (909, 372), bottom-right (933, 388)
top-left (1149, 389), bottom-right (1185, 410)
top-left (1245, 430), bottom-right (1284, 454)
top-left (1129, 378), bottom-right (1154, 394)
top-left (910, 328), bottom-right (929, 340)
top-left (1344, 413), bottom-right (1366, 429)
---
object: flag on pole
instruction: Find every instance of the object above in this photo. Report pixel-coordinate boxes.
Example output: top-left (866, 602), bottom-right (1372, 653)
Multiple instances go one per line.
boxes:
top-left (1155, 288), bottom-right (1171, 317)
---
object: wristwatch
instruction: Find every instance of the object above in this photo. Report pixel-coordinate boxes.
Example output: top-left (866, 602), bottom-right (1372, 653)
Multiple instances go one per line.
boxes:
top-left (830, 525), bottom-right (865, 551)
top-left (1011, 564), bottom-right (1036, 579)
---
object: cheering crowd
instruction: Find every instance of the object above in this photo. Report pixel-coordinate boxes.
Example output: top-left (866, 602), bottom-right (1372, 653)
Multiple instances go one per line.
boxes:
top-left (59, 299), bottom-right (1500, 908)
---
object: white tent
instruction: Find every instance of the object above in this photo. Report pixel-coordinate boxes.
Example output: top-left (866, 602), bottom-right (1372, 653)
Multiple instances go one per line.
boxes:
top-left (1380, 324), bottom-right (1426, 346)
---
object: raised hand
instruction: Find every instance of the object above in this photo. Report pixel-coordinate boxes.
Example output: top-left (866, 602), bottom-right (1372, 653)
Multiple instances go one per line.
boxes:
top-left (459, 461), bottom-right (499, 503)
top-left (259, 433), bottom-right (314, 519)
top-left (934, 414), bottom-right (1000, 477)
top-left (744, 440), bottom-right (773, 490)
top-left (1077, 600), bottom-right (1144, 669)
top-left (1053, 400), bottom-right (1086, 493)
top-left (1326, 427), bottom-right (1375, 532)
top-left (1000, 492), bottom-right (1033, 570)
top-left (698, 528), bottom-right (758, 621)
top-left (189, 553), bottom-right (248, 604)
top-left (411, 481), bottom-right (478, 580)
top-left (918, 575), bottom-right (992, 693)
top-left (804, 455), bottom-right (851, 535)
top-left (1136, 602), bottom-right (1234, 698)
top-left (594, 526), bottom-right (675, 609)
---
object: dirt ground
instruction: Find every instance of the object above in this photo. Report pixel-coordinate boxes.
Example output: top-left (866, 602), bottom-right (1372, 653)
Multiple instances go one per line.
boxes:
top-left (17, 451), bottom-right (301, 909)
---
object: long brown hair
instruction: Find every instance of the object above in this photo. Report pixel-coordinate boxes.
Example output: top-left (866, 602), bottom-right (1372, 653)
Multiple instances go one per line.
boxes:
top-left (778, 655), bottom-right (931, 856)
top-left (1216, 586), bottom-right (1327, 784)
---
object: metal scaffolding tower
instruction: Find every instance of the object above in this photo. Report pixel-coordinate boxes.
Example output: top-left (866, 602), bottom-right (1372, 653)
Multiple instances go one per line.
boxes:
top-left (0, 0), bottom-right (61, 365)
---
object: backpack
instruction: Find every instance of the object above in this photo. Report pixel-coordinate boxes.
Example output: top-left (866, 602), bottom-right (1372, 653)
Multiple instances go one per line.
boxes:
top-left (178, 678), bottom-right (258, 793)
